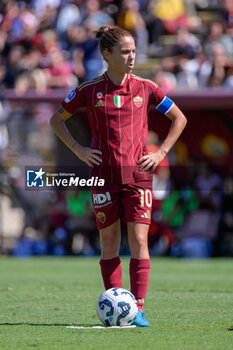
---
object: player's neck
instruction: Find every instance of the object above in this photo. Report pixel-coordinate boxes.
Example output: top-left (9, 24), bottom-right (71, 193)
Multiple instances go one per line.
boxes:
top-left (107, 69), bottom-right (128, 86)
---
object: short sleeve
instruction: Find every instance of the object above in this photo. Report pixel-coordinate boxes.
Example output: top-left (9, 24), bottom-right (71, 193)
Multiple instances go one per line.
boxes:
top-left (61, 87), bottom-right (86, 114)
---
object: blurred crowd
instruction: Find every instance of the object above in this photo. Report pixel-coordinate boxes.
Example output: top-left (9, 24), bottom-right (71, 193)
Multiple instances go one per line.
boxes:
top-left (0, 0), bottom-right (233, 94)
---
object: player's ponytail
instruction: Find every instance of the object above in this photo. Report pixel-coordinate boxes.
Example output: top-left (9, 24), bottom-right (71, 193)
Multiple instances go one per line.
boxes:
top-left (95, 26), bottom-right (111, 40)
top-left (95, 26), bottom-right (133, 54)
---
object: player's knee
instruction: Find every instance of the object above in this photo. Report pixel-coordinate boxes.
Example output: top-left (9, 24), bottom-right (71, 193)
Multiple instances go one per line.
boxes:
top-left (129, 233), bottom-right (148, 256)
top-left (100, 236), bottom-right (120, 255)
top-left (135, 233), bottom-right (148, 248)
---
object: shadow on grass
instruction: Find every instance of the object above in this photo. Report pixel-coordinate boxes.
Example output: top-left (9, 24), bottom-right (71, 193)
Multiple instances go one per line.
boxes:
top-left (0, 323), bottom-right (101, 327)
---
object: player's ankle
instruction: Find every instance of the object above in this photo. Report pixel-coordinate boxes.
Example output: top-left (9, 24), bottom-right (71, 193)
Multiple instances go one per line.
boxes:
top-left (138, 305), bottom-right (143, 312)
top-left (137, 298), bottom-right (144, 312)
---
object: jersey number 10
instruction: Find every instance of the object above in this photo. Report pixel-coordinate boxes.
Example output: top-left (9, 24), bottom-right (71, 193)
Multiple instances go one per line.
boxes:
top-left (138, 189), bottom-right (152, 208)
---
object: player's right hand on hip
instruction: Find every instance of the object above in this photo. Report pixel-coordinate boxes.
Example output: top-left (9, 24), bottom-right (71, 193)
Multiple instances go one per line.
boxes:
top-left (73, 144), bottom-right (102, 167)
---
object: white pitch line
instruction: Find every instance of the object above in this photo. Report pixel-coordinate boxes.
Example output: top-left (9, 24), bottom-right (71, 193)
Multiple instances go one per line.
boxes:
top-left (67, 326), bottom-right (136, 329)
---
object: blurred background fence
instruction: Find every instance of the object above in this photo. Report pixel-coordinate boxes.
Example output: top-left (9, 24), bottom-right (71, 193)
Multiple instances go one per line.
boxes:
top-left (0, 0), bottom-right (233, 258)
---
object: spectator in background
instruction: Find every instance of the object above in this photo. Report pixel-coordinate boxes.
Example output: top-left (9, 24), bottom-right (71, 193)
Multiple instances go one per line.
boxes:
top-left (38, 4), bottom-right (58, 32)
top-left (55, 1), bottom-right (80, 35)
top-left (79, 0), bottom-right (114, 80)
top-left (43, 47), bottom-right (75, 88)
top-left (23, 47), bottom-right (42, 71)
top-left (194, 163), bottom-right (222, 211)
top-left (14, 71), bottom-right (31, 95)
top-left (152, 57), bottom-right (177, 93)
top-left (117, 0), bottom-right (149, 62)
top-left (142, 0), bottom-right (164, 56)
top-left (162, 184), bottom-right (199, 233)
top-left (152, 67), bottom-right (177, 93)
top-left (176, 57), bottom-right (199, 89)
top-left (160, 56), bottom-right (177, 75)
top-left (183, 41), bottom-right (232, 88)
top-left (30, 68), bottom-right (48, 94)
top-left (71, 48), bottom-right (86, 84)
top-left (0, 63), bottom-right (6, 91)
top-left (167, 163), bottom-right (222, 258)
top-left (42, 29), bottom-right (60, 54)
top-left (180, 46), bottom-right (212, 87)
top-left (152, 0), bottom-right (189, 35)
top-left (80, 0), bottom-right (114, 29)
top-left (142, 7), bottom-right (165, 57)
top-left (64, 24), bottom-right (87, 52)
top-left (183, 0), bottom-right (202, 30)
top-left (30, 0), bottom-right (61, 19)
top-left (170, 26), bottom-right (201, 59)
top-left (203, 21), bottom-right (233, 60)
top-left (169, 26), bottom-right (201, 89)
top-left (0, 30), bottom-right (8, 58)
top-left (11, 3), bottom-right (40, 51)
top-left (4, 45), bottom-right (25, 88)
top-left (61, 24), bottom-right (87, 83)
top-left (143, 0), bottom-right (202, 56)
top-left (1, 1), bottom-right (23, 40)
top-left (207, 42), bottom-right (233, 87)
top-left (81, 31), bottom-right (105, 81)
top-left (173, 40), bottom-right (233, 89)
top-left (222, 0), bottom-right (233, 36)
top-left (223, 66), bottom-right (233, 88)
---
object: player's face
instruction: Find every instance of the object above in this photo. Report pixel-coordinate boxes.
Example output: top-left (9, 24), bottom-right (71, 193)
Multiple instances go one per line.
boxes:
top-left (106, 36), bottom-right (136, 74)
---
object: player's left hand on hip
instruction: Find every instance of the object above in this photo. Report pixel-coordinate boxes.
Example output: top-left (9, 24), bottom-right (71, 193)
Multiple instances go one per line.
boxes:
top-left (137, 150), bottom-right (164, 173)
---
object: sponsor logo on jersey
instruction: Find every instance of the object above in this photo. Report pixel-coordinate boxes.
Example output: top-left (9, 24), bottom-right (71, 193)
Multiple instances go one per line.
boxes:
top-left (97, 211), bottom-right (106, 224)
top-left (93, 192), bottom-right (111, 205)
top-left (65, 89), bottom-right (76, 103)
top-left (141, 210), bottom-right (151, 219)
top-left (114, 95), bottom-right (124, 108)
top-left (96, 92), bottom-right (103, 99)
top-left (95, 100), bottom-right (104, 107)
top-left (133, 96), bottom-right (143, 108)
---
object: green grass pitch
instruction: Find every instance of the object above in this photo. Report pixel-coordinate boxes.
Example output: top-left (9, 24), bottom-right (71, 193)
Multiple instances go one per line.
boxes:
top-left (0, 257), bottom-right (232, 350)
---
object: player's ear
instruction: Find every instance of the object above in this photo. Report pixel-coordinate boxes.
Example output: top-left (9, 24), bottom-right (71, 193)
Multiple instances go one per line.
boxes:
top-left (102, 49), bottom-right (110, 62)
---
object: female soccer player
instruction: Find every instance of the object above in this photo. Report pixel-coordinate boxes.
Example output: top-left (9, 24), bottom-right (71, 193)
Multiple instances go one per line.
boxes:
top-left (50, 26), bottom-right (187, 327)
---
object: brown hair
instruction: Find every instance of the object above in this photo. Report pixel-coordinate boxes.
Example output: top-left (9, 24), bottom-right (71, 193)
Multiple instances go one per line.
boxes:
top-left (95, 26), bottom-right (133, 54)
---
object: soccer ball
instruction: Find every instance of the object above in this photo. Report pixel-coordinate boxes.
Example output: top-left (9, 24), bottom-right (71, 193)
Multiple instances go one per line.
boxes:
top-left (96, 288), bottom-right (138, 327)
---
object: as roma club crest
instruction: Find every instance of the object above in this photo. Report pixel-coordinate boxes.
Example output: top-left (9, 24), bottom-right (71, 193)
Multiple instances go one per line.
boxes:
top-left (114, 95), bottom-right (124, 108)
top-left (133, 96), bottom-right (143, 108)
top-left (97, 211), bottom-right (106, 224)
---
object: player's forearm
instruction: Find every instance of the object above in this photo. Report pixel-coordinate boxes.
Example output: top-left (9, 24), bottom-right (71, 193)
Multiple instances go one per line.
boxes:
top-left (50, 110), bottom-right (102, 167)
top-left (160, 104), bottom-right (187, 154)
top-left (50, 113), bottom-right (81, 154)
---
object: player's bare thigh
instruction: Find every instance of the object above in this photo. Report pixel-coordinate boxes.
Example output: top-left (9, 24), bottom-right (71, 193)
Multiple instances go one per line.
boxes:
top-left (99, 219), bottom-right (121, 260)
top-left (127, 222), bottom-right (150, 259)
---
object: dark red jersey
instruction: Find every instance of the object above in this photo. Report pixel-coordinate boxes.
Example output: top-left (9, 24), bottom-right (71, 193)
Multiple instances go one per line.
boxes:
top-left (61, 72), bottom-right (170, 185)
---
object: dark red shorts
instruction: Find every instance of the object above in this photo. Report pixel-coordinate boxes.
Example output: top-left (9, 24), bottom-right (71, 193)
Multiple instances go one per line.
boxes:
top-left (91, 182), bottom-right (152, 229)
